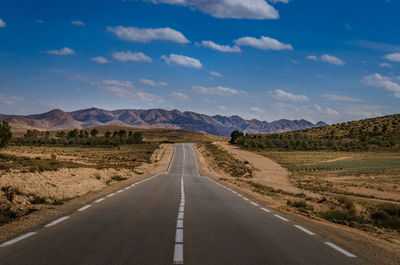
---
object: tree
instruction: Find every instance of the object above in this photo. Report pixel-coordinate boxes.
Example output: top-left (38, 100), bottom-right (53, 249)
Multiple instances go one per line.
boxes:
top-left (118, 130), bottom-right (127, 137)
top-left (104, 131), bottom-right (112, 138)
top-left (132, 132), bottom-right (143, 144)
top-left (68, 129), bottom-right (78, 138)
top-left (229, 130), bottom-right (243, 144)
top-left (0, 121), bottom-right (12, 148)
top-left (56, 131), bottom-right (65, 138)
top-left (90, 128), bottom-right (99, 137)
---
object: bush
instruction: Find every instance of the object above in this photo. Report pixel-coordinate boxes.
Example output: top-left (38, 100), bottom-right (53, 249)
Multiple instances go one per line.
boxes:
top-left (0, 121), bottom-right (12, 148)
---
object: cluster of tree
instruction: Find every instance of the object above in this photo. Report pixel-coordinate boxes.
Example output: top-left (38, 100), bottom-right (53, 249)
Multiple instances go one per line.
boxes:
top-left (0, 122), bottom-right (12, 148)
top-left (11, 128), bottom-right (144, 147)
top-left (230, 114), bottom-right (400, 151)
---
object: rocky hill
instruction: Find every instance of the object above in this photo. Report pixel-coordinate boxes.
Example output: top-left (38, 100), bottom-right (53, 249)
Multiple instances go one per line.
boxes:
top-left (0, 108), bottom-right (326, 136)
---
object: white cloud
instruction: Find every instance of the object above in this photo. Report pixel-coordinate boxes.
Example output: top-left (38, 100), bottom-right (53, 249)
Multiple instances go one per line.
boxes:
top-left (46, 47), bottom-right (75, 55)
top-left (172, 92), bottom-right (188, 101)
top-left (251, 107), bottom-right (264, 113)
top-left (91, 56), bottom-right (111, 64)
top-left (112, 51), bottom-right (153, 63)
top-left (161, 54), bottom-right (202, 69)
top-left (218, 106), bottom-right (227, 111)
top-left (306, 55), bottom-right (318, 61)
top-left (107, 26), bottom-right (189, 43)
top-left (383, 53), bottom-right (400, 62)
top-left (140, 79), bottom-right (168, 86)
top-left (379, 62), bottom-right (393, 68)
top-left (197, 41), bottom-right (241, 53)
top-left (100, 79), bottom-right (159, 102)
top-left (0, 93), bottom-right (24, 105)
top-left (234, 36), bottom-right (293, 51)
top-left (148, 0), bottom-right (279, 20)
top-left (361, 73), bottom-right (400, 98)
top-left (321, 94), bottom-right (363, 102)
top-left (0, 18), bottom-right (6, 28)
top-left (101, 80), bottom-right (134, 88)
top-left (320, 54), bottom-right (346, 65)
top-left (269, 0), bottom-right (290, 3)
top-left (307, 54), bottom-right (345, 66)
top-left (71, 20), bottom-right (85, 26)
top-left (210, 71), bottom-right (222, 77)
top-left (192, 85), bottom-right (247, 96)
top-left (268, 89), bottom-right (309, 102)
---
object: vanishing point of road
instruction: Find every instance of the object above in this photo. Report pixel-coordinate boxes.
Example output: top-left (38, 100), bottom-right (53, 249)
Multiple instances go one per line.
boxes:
top-left (0, 144), bottom-right (370, 265)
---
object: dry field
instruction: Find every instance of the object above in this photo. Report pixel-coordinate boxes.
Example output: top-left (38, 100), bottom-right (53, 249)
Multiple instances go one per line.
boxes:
top-left (0, 143), bottom-right (170, 226)
top-left (197, 142), bottom-right (400, 247)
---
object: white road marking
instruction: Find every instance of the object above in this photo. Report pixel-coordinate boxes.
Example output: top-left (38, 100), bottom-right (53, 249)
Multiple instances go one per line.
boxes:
top-left (124, 186), bottom-right (131, 190)
top-left (261, 207), bottom-right (271, 213)
top-left (179, 206), bottom-right (184, 212)
top-left (106, 193), bottom-right (115, 197)
top-left (173, 244), bottom-right (184, 264)
top-left (177, 219), bottom-right (184, 228)
top-left (175, 229), bottom-right (184, 243)
top-left (237, 194), bottom-right (243, 197)
top-left (178, 212), bottom-right (184, 219)
top-left (274, 214), bottom-right (289, 222)
top-left (44, 216), bottom-right (70, 228)
top-left (0, 232), bottom-right (37, 247)
top-left (294, 225), bottom-right (316, 235)
top-left (243, 197), bottom-right (249, 201)
top-left (250, 202), bottom-right (259, 206)
top-left (116, 190), bottom-right (123, 193)
top-left (94, 197), bottom-right (105, 203)
top-left (325, 242), bottom-right (356, 257)
top-left (78, 205), bottom-right (92, 212)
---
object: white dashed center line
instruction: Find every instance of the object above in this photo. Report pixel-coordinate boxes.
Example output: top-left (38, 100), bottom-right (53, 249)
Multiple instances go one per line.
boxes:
top-left (250, 202), bottom-right (259, 206)
top-left (261, 207), bottom-right (271, 213)
top-left (106, 193), bottom-right (115, 198)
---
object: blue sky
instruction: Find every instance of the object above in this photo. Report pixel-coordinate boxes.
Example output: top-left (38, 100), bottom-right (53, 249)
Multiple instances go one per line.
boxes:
top-left (0, 0), bottom-right (400, 123)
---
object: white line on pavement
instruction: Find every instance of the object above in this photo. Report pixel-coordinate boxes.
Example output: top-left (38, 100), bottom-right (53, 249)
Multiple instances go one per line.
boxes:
top-left (78, 205), bottom-right (92, 212)
top-left (44, 216), bottom-right (70, 228)
top-left (173, 244), bottom-right (184, 264)
top-left (274, 214), bottom-right (289, 222)
top-left (177, 219), bottom-right (184, 228)
top-left (250, 202), bottom-right (259, 206)
top-left (106, 193), bottom-right (115, 197)
top-left (325, 242), bottom-right (356, 257)
top-left (0, 232), bottom-right (37, 247)
top-left (294, 225), bottom-right (316, 235)
top-left (261, 207), bottom-right (271, 213)
top-left (94, 197), bottom-right (105, 203)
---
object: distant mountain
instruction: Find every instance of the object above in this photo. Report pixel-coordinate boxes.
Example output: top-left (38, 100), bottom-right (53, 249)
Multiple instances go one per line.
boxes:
top-left (0, 108), bottom-right (327, 136)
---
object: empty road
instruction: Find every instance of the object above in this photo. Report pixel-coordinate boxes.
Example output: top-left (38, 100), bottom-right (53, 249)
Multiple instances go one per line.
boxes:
top-left (0, 144), bottom-right (369, 265)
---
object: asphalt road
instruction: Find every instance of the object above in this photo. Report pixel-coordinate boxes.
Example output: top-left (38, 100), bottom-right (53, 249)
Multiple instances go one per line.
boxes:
top-left (0, 144), bottom-right (369, 265)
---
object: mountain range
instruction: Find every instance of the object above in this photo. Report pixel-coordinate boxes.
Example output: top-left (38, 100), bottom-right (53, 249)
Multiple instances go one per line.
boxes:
top-left (0, 108), bottom-right (327, 136)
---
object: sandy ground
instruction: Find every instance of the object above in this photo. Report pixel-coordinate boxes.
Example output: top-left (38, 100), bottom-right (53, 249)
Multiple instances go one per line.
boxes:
top-left (194, 144), bottom-right (400, 265)
top-left (215, 142), bottom-right (321, 197)
top-left (0, 144), bottom-right (174, 243)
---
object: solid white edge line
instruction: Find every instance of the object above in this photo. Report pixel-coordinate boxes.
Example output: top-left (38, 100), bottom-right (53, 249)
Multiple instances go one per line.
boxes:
top-left (116, 190), bottom-right (123, 193)
top-left (261, 207), bottom-right (271, 213)
top-left (124, 186), bottom-right (131, 190)
top-left (0, 232), bottom-right (37, 247)
top-left (325, 242), bottom-right (356, 257)
top-left (274, 214), bottom-right (289, 222)
top-left (94, 197), bottom-right (105, 203)
top-left (250, 202), bottom-right (259, 206)
top-left (243, 197), bottom-right (249, 201)
top-left (44, 216), bottom-right (70, 228)
top-left (173, 244), bottom-right (184, 264)
top-left (78, 205), bottom-right (92, 212)
top-left (106, 193), bottom-right (115, 197)
top-left (294, 225), bottom-right (316, 236)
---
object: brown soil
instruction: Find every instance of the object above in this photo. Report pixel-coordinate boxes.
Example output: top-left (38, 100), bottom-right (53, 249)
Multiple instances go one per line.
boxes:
top-left (194, 144), bottom-right (400, 265)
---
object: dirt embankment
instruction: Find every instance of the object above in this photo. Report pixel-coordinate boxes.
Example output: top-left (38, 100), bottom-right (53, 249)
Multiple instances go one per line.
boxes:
top-left (194, 143), bottom-right (400, 265)
top-left (0, 144), bottom-right (174, 243)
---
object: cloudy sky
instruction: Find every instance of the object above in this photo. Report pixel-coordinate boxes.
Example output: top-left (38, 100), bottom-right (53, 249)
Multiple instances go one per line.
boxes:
top-left (0, 0), bottom-right (399, 123)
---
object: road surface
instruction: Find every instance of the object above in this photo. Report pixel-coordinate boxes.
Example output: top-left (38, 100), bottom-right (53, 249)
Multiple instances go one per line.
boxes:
top-left (0, 144), bottom-right (369, 265)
